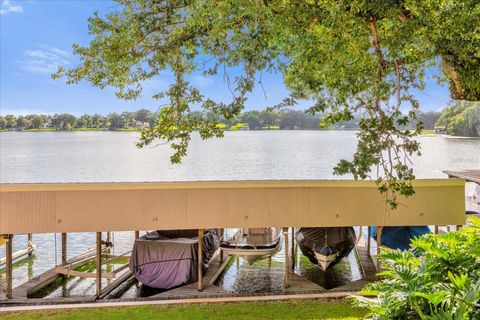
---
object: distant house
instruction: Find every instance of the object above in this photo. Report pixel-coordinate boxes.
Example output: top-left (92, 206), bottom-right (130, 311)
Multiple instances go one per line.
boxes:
top-left (133, 120), bottom-right (150, 130)
top-left (434, 125), bottom-right (446, 134)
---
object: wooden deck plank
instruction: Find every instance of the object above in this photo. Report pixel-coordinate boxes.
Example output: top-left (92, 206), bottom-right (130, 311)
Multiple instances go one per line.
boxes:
top-left (11, 267), bottom-right (60, 299)
top-left (355, 236), bottom-right (377, 281)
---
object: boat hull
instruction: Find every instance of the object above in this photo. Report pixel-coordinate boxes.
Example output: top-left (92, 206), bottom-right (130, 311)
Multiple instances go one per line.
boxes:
top-left (296, 227), bottom-right (356, 271)
top-left (220, 228), bottom-right (283, 264)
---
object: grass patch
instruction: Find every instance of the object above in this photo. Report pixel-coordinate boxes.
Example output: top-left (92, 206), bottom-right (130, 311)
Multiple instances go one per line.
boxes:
top-left (25, 128), bottom-right (56, 132)
top-left (420, 129), bottom-right (434, 134)
top-left (230, 123), bottom-right (249, 131)
top-left (75, 127), bottom-right (103, 131)
top-left (1, 300), bottom-right (366, 319)
top-left (115, 128), bottom-right (140, 131)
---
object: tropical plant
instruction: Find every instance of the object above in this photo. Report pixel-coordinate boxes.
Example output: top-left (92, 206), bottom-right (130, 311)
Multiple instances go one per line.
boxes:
top-left (351, 217), bottom-right (480, 319)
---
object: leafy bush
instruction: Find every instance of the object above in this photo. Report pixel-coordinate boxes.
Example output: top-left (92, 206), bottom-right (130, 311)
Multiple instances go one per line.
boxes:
top-left (351, 217), bottom-right (480, 319)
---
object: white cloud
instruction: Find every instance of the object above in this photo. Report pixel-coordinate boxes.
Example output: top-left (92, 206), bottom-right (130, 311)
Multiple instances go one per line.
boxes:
top-left (0, 0), bottom-right (23, 15)
top-left (18, 46), bottom-right (71, 75)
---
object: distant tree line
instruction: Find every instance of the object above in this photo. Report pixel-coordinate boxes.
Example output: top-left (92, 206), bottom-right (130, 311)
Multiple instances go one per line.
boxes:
top-left (0, 108), bottom-right (443, 132)
top-left (0, 109), bottom-right (155, 131)
top-left (436, 101), bottom-right (480, 137)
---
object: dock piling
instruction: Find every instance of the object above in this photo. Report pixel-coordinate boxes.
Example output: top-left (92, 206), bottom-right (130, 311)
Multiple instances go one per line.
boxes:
top-left (198, 229), bottom-right (204, 291)
top-left (61, 233), bottom-right (67, 266)
top-left (367, 227), bottom-right (371, 255)
top-left (219, 229), bottom-right (224, 263)
top-left (291, 227), bottom-right (295, 271)
top-left (135, 231), bottom-right (140, 239)
top-left (27, 233), bottom-right (33, 256)
top-left (96, 232), bottom-right (102, 298)
top-left (4, 234), bottom-right (13, 299)
top-left (376, 227), bottom-right (383, 271)
top-left (283, 228), bottom-right (289, 289)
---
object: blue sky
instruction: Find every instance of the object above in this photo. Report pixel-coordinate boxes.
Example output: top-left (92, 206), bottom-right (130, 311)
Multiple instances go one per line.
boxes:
top-left (1, 0), bottom-right (451, 116)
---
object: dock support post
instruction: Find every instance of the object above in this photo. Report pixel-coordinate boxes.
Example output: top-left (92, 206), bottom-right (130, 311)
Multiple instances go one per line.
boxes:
top-left (291, 227), bottom-right (295, 271)
top-left (376, 227), bottom-right (383, 271)
top-left (27, 233), bottom-right (33, 256)
top-left (4, 234), bottom-right (13, 299)
top-left (367, 227), bottom-right (371, 255)
top-left (135, 231), bottom-right (140, 239)
top-left (198, 229), bottom-right (204, 291)
top-left (61, 233), bottom-right (67, 266)
top-left (96, 232), bottom-right (102, 298)
top-left (283, 228), bottom-right (289, 289)
top-left (219, 229), bottom-right (224, 263)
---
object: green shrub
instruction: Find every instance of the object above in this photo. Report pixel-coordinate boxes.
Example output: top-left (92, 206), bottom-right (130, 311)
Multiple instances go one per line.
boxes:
top-left (351, 217), bottom-right (480, 319)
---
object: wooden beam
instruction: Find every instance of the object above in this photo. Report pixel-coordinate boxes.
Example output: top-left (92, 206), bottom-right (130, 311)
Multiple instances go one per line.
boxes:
top-left (198, 229), bottom-right (204, 291)
top-left (291, 227), bottom-right (295, 271)
top-left (376, 227), bottom-right (383, 271)
top-left (54, 267), bottom-right (116, 280)
top-left (0, 245), bottom-right (35, 267)
top-left (61, 233), bottom-right (67, 266)
top-left (96, 232), bottom-right (102, 298)
top-left (98, 270), bottom-right (133, 300)
top-left (219, 229), bottom-right (224, 263)
top-left (210, 255), bottom-right (232, 285)
top-left (4, 234), bottom-right (13, 299)
top-left (367, 227), bottom-right (371, 255)
top-left (27, 233), bottom-right (33, 256)
top-left (283, 229), bottom-right (289, 289)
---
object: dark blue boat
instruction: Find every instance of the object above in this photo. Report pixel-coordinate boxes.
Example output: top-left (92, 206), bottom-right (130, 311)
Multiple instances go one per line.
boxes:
top-left (370, 226), bottom-right (431, 250)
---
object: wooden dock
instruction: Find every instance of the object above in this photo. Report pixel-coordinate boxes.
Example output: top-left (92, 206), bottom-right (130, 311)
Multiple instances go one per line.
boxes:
top-left (0, 244), bottom-right (114, 302)
top-left (138, 238), bottom-right (376, 301)
top-left (1, 234), bottom-right (377, 305)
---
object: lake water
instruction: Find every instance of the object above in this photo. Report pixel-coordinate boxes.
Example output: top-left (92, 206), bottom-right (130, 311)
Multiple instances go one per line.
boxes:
top-left (1, 131), bottom-right (479, 298)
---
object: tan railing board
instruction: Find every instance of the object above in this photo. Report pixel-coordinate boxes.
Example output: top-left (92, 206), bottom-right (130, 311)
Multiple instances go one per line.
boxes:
top-left (0, 179), bottom-right (465, 234)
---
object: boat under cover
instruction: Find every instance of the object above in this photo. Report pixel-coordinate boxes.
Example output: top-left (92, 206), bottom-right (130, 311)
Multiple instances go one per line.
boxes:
top-left (129, 229), bottom-right (220, 289)
top-left (370, 226), bottom-right (431, 250)
top-left (220, 228), bottom-right (283, 264)
top-left (296, 227), bottom-right (356, 271)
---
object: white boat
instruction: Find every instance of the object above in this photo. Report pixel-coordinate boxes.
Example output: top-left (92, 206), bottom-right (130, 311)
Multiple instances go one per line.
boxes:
top-left (220, 228), bottom-right (283, 264)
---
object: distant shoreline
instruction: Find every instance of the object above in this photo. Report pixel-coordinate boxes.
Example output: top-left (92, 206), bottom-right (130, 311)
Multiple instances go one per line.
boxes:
top-left (0, 128), bottom-right (140, 132)
top-left (1, 128), bottom-right (478, 139)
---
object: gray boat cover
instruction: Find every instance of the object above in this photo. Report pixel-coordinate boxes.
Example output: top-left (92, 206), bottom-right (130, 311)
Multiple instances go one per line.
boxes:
top-left (129, 229), bottom-right (219, 289)
top-left (296, 227), bottom-right (356, 270)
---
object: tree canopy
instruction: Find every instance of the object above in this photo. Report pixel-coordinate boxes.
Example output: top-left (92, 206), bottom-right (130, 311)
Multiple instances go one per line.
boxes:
top-left (437, 101), bottom-right (480, 137)
top-left (54, 0), bottom-right (480, 208)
